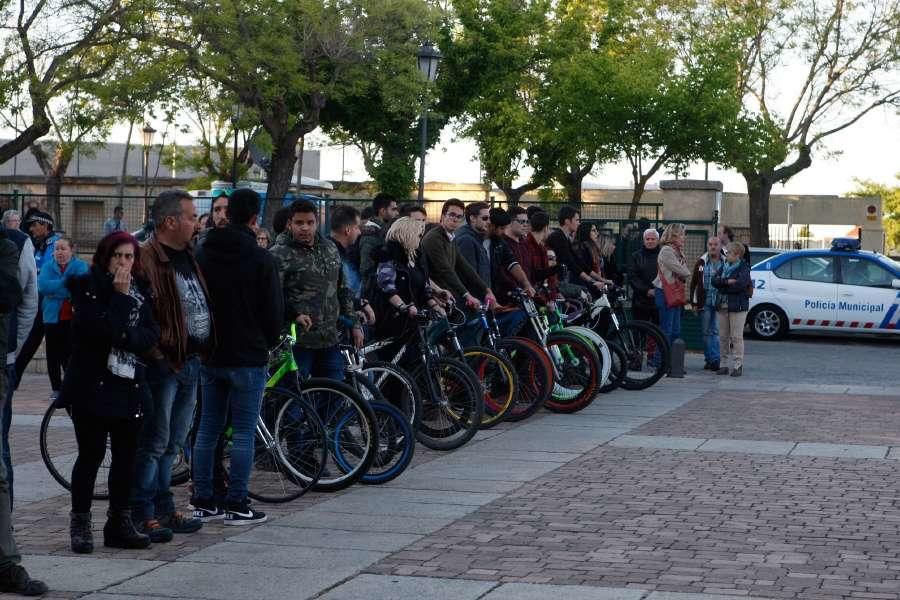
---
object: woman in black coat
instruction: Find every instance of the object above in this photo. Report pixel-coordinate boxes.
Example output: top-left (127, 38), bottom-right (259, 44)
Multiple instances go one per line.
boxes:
top-left (63, 232), bottom-right (160, 553)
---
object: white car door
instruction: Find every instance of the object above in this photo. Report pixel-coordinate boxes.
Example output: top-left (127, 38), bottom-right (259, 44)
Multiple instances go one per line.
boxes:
top-left (770, 255), bottom-right (837, 329)
top-left (836, 256), bottom-right (900, 331)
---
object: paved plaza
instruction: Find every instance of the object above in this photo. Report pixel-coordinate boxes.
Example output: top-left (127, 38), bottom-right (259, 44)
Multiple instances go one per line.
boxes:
top-left (3, 336), bottom-right (899, 599)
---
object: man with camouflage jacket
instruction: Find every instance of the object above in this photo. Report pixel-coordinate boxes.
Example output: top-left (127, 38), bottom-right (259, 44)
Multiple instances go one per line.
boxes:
top-left (271, 200), bottom-right (362, 381)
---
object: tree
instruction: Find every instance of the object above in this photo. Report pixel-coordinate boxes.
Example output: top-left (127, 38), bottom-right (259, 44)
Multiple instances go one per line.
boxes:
top-left (0, 0), bottom-right (138, 166)
top-left (718, 0), bottom-right (900, 245)
top-left (319, 0), bottom-right (444, 199)
top-left (545, 2), bottom-right (743, 217)
top-left (850, 177), bottom-right (900, 252)
top-left (440, 0), bottom-right (554, 206)
top-left (159, 0), bottom-right (435, 225)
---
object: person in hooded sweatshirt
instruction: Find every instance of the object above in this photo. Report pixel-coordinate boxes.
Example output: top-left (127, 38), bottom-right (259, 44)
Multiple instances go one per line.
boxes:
top-left (192, 188), bottom-right (283, 526)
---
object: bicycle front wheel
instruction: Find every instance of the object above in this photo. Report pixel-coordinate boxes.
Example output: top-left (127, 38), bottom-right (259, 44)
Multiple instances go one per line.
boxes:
top-left (295, 377), bottom-right (379, 492)
top-left (412, 357), bottom-right (483, 451)
top-left (543, 331), bottom-right (602, 413)
top-left (40, 404), bottom-right (110, 500)
top-left (359, 361), bottom-right (421, 431)
top-left (335, 402), bottom-right (415, 485)
top-left (498, 337), bottom-right (553, 422)
top-left (463, 346), bottom-right (517, 429)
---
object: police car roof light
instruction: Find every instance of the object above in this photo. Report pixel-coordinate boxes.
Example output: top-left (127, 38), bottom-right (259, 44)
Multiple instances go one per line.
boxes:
top-left (831, 237), bottom-right (861, 251)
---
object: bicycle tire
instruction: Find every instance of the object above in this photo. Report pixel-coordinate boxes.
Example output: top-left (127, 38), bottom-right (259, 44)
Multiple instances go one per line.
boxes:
top-left (462, 345), bottom-right (518, 429)
top-left (599, 340), bottom-right (627, 393)
top-left (359, 360), bottom-right (422, 432)
top-left (247, 387), bottom-right (327, 503)
top-left (615, 320), bottom-right (670, 390)
top-left (543, 331), bottom-right (602, 413)
top-left (294, 377), bottom-right (379, 492)
top-left (40, 403), bottom-right (110, 500)
top-left (563, 325), bottom-right (612, 387)
top-left (334, 402), bottom-right (415, 485)
top-left (499, 336), bottom-right (553, 422)
top-left (412, 357), bottom-right (484, 451)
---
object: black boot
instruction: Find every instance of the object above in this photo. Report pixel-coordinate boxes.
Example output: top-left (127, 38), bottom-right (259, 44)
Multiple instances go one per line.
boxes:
top-left (69, 511), bottom-right (94, 554)
top-left (103, 510), bottom-right (151, 549)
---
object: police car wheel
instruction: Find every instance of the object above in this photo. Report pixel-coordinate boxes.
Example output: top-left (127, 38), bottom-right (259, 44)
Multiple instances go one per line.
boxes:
top-left (749, 305), bottom-right (787, 340)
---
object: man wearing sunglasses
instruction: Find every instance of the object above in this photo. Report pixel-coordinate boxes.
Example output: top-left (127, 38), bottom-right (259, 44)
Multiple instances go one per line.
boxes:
top-left (420, 199), bottom-right (492, 312)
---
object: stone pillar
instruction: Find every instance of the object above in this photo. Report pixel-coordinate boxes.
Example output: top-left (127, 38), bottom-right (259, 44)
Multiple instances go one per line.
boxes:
top-left (658, 179), bottom-right (722, 222)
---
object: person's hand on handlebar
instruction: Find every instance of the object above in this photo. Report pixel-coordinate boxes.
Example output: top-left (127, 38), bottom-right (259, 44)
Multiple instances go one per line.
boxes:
top-left (464, 293), bottom-right (482, 310)
top-left (350, 326), bottom-right (365, 349)
top-left (405, 304), bottom-right (419, 318)
top-left (524, 285), bottom-right (536, 298)
top-left (484, 291), bottom-right (498, 309)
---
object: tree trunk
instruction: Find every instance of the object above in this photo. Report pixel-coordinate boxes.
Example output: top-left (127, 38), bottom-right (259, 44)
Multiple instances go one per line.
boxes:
top-left (742, 145), bottom-right (813, 247)
top-left (263, 132), bottom-right (301, 227)
top-left (295, 134), bottom-right (305, 189)
top-left (117, 120), bottom-right (134, 200)
top-left (628, 179), bottom-right (648, 220)
top-left (0, 108), bottom-right (51, 165)
top-left (562, 164), bottom-right (592, 206)
top-left (744, 173), bottom-right (773, 247)
top-left (45, 150), bottom-right (73, 227)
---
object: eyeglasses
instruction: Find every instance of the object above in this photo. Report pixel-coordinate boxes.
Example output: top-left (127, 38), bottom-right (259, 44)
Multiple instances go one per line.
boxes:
top-left (515, 219), bottom-right (529, 225)
top-left (112, 252), bottom-right (134, 260)
top-left (446, 212), bottom-right (464, 220)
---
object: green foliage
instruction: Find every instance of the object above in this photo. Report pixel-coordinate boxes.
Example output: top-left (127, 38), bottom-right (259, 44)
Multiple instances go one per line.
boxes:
top-left (850, 177), bottom-right (900, 252)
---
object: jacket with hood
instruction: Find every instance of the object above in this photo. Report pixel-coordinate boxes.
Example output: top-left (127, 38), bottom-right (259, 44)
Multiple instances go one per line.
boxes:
top-left (196, 224), bottom-right (283, 367)
top-left (453, 224), bottom-right (491, 287)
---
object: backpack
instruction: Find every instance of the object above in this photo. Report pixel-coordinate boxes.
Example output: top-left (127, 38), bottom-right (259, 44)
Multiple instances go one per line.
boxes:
top-left (0, 240), bottom-right (22, 313)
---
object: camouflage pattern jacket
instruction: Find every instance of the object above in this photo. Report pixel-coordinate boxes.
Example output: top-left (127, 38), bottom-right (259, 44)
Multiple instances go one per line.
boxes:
top-left (271, 231), bottom-right (359, 349)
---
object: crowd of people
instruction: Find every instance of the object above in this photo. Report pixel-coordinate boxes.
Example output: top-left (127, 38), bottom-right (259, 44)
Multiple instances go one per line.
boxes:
top-left (0, 192), bottom-right (753, 596)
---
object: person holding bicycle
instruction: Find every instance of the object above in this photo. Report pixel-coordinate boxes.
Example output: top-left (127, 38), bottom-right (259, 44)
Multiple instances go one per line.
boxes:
top-left (270, 200), bottom-right (362, 381)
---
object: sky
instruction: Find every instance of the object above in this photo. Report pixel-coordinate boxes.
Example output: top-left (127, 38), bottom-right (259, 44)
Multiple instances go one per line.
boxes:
top-left (309, 102), bottom-right (899, 197)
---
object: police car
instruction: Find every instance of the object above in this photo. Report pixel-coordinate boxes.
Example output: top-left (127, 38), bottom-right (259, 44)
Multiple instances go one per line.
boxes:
top-left (748, 238), bottom-right (900, 340)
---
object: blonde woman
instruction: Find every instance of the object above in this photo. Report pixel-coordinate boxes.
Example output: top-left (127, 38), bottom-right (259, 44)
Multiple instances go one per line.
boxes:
top-left (372, 217), bottom-right (445, 338)
top-left (712, 241), bottom-right (752, 376)
top-left (596, 234), bottom-right (621, 285)
top-left (653, 223), bottom-right (691, 344)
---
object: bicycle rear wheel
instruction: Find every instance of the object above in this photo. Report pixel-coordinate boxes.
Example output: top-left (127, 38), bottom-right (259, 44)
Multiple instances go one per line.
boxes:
top-left (615, 320), bottom-right (670, 390)
top-left (543, 331), bottom-right (602, 413)
top-left (247, 387), bottom-right (327, 503)
top-left (499, 337), bottom-right (552, 422)
top-left (463, 346), bottom-right (517, 429)
top-left (335, 402), bottom-right (415, 485)
top-left (295, 377), bottom-right (379, 492)
top-left (598, 340), bottom-right (627, 393)
top-left (40, 403), bottom-right (110, 500)
top-left (412, 357), bottom-right (483, 451)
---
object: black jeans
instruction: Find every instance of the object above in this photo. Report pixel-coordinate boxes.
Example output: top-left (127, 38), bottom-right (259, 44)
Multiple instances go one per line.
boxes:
top-left (44, 321), bottom-right (71, 392)
top-left (71, 408), bottom-right (142, 514)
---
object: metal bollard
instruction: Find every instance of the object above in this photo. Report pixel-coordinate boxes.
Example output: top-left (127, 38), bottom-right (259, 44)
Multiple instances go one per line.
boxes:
top-left (668, 338), bottom-right (686, 378)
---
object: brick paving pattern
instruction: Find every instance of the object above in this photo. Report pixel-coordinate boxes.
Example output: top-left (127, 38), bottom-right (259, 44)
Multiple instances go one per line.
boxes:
top-left (369, 446), bottom-right (900, 599)
top-left (633, 391), bottom-right (900, 446)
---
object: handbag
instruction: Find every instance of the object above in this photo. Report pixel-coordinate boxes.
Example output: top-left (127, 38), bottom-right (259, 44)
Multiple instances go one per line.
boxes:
top-left (658, 267), bottom-right (686, 308)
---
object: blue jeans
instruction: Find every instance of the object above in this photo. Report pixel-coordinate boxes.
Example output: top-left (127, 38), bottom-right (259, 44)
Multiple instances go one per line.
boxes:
top-left (701, 305), bottom-right (720, 364)
top-left (193, 366), bottom-right (266, 505)
top-left (293, 346), bottom-right (344, 381)
top-left (1, 364), bottom-right (15, 507)
top-left (655, 287), bottom-right (682, 344)
top-left (130, 357), bottom-right (200, 521)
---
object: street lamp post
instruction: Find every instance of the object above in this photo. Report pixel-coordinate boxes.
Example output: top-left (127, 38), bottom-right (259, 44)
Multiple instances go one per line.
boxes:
top-left (231, 103), bottom-right (241, 188)
top-left (141, 123), bottom-right (156, 217)
top-left (416, 42), bottom-right (442, 204)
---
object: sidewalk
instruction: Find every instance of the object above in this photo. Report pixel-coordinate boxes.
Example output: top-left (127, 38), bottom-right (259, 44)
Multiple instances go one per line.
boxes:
top-left (5, 357), bottom-right (900, 599)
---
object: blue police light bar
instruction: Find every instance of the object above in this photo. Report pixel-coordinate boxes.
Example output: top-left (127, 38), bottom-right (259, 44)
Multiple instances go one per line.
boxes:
top-left (831, 237), bottom-right (861, 251)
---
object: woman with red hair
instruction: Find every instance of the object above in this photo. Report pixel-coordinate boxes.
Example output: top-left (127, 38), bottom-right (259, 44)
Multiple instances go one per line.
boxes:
top-left (62, 232), bottom-right (160, 553)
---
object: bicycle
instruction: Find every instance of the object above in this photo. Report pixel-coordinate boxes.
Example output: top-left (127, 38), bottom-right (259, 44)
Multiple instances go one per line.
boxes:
top-left (341, 346), bottom-right (416, 484)
top-left (437, 306), bottom-right (519, 428)
top-left (574, 286), bottom-right (671, 390)
top-left (267, 325), bottom-right (379, 492)
top-left (472, 307), bottom-right (553, 422)
top-left (363, 308), bottom-right (484, 451)
top-left (510, 289), bottom-right (603, 413)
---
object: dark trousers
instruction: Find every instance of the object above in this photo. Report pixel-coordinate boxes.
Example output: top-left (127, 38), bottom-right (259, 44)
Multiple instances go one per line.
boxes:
top-left (44, 321), bottom-right (71, 392)
top-left (13, 304), bottom-right (43, 388)
top-left (631, 303), bottom-right (659, 325)
top-left (71, 408), bottom-right (142, 513)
